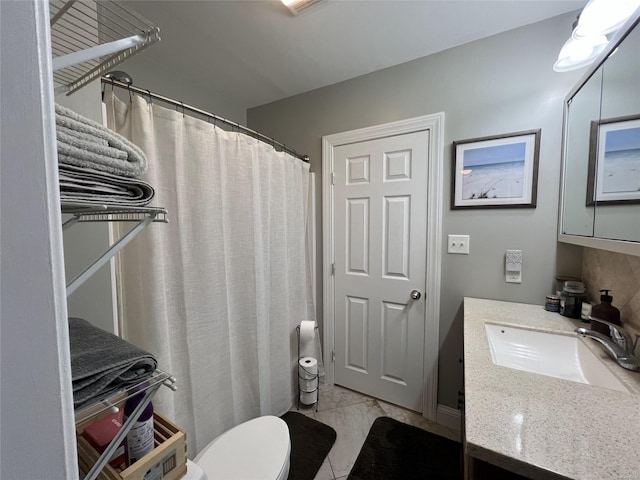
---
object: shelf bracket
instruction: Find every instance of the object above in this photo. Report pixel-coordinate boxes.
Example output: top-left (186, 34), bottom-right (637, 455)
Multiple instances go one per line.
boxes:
top-left (52, 34), bottom-right (146, 72)
top-left (62, 215), bottom-right (80, 231)
top-left (66, 214), bottom-right (155, 297)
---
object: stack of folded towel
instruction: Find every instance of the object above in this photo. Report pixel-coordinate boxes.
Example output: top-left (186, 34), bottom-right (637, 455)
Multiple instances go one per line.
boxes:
top-left (69, 317), bottom-right (157, 408)
top-left (55, 104), bottom-right (155, 207)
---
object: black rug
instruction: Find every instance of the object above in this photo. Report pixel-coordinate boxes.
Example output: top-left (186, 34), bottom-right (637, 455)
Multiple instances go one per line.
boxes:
top-left (348, 416), bottom-right (461, 480)
top-left (281, 411), bottom-right (337, 480)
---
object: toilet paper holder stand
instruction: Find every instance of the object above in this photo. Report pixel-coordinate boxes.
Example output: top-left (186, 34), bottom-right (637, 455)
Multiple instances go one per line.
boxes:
top-left (296, 324), bottom-right (319, 412)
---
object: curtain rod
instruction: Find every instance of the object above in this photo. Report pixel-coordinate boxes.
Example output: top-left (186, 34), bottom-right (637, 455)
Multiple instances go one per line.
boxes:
top-left (100, 77), bottom-right (309, 163)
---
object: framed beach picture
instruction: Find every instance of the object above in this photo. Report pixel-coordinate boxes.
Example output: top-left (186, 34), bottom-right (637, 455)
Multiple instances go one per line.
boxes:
top-left (451, 129), bottom-right (541, 209)
top-left (586, 115), bottom-right (640, 205)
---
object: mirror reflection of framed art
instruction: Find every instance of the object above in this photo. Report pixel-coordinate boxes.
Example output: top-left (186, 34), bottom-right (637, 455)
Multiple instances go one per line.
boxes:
top-left (587, 114), bottom-right (640, 205)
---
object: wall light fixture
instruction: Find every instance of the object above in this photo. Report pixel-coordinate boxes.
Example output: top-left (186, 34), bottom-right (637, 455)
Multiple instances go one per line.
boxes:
top-left (554, 0), bottom-right (640, 72)
top-left (574, 0), bottom-right (640, 38)
top-left (553, 34), bottom-right (608, 72)
top-left (281, 0), bottom-right (327, 16)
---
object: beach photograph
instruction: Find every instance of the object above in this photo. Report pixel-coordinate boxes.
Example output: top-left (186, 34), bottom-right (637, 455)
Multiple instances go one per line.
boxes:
top-left (452, 129), bottom-right (540, 209)
top-left (599, 124), bottom-right (640, 199)
top-left (460, 142), bottom-right (526, 200)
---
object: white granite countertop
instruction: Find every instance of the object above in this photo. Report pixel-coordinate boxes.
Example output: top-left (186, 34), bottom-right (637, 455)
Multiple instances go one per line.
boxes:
top-left (464, 297), bottom-right (640, 480)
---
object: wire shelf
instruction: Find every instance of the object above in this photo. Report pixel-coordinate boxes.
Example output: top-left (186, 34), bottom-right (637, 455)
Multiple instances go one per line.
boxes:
top-left (49, 0), bottom-right (160, 95)
top-left (61, 204), bottom-right (169, 223)
top-left (74, 369), bottom-right (176, 426)
top-left (62, 204), bottom-right (168, 296)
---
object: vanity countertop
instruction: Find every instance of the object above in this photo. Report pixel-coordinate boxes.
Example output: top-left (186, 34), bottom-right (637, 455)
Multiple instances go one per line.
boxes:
top-left (464, 297), bottom-right (640, 480)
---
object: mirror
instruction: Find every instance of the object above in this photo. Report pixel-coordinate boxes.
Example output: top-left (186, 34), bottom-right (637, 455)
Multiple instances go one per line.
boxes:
top-left (560, 10), bottom-right (640, 254)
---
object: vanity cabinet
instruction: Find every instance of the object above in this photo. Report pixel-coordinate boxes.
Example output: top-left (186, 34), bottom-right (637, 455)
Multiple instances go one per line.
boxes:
top-left (463, 297), bottom-right (640, 480)
top-left (559, 9), bottom-right (640, 255)
top-left (465, 458), bottom-right (530, 480)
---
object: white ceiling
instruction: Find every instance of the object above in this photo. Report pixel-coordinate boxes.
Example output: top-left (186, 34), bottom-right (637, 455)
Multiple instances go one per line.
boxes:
top-left (124, 0), bottom-right (586, 112)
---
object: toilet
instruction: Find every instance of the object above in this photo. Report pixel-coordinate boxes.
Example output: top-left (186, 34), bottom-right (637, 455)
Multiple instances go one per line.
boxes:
top-left (182, 415), bottom-right (291, 480)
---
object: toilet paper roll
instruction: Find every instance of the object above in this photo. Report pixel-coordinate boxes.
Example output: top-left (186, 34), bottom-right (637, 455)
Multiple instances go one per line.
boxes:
top-left (299, 357), bottom-right (318, 380)
top-left (299, 320), bottom-right (326, 377)
top-left (300, 389), bottom-right (318, 406)
top-left (299, 320), bottom-right (316, 358)
top-left (298, 357), bottom-right (318, 405)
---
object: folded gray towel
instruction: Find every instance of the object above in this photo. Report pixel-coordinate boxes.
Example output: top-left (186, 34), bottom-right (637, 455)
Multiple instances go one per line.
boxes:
top-left (58, 125), bottom-right (110, 149)
top-left (69, 317), bottom-right (157, 408)
top-left (56, 103), bottom-right (147, 177)
top-left (58, 128), bottom-right (126, 160)
top-left (59, 164), bottom-right (155, 207)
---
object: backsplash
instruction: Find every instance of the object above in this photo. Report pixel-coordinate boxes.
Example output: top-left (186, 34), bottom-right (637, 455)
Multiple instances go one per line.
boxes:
top-left (582, 247), bottom-right (640, 351)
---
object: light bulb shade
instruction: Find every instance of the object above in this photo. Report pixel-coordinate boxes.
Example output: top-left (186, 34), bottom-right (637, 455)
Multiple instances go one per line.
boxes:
top-left (553, 35), bottom-right (608, 72)
top-left (573, 0), bottom-right (640, 38)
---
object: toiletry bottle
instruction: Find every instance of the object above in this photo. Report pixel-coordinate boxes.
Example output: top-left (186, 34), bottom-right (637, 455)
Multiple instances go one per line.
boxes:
top-left (123, 384), bottom-right (155, 466)
top-left (590, 290), bottom-right (621, 337)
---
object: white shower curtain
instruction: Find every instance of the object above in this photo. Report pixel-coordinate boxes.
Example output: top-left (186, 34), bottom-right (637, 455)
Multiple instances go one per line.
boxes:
top-left (104, 91), bottom-right (312, 455)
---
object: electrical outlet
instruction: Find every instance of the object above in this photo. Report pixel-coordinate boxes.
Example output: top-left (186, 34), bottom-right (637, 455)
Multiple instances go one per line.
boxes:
top-left (505, 249), bottom-right (522, 283)
top-left (447, 235), bottom-right (470, 254)
top-left (506, 271), bottom-right (521, 282)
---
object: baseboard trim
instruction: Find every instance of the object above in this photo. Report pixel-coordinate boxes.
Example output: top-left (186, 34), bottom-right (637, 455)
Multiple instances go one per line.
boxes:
top-left (436, 404), bottom-right (461, 433)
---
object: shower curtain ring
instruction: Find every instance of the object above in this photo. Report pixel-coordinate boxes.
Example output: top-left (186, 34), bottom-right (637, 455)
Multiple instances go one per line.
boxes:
top-left (180, 101), bottom-right (185, 117)
top-left (147, 89), bottom-right (152, 105)
top-left (127, 84), bottom-right (132, 102)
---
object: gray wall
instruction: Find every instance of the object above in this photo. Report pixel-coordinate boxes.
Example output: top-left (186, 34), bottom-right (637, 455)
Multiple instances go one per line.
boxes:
top-left (247, 12), bottom-right (585, 408)
top-left (118, 53), bottom-right (246, 124)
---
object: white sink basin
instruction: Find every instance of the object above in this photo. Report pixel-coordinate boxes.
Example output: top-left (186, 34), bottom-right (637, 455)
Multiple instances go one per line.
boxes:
top-left (485, 323), bottom-right (628, 392)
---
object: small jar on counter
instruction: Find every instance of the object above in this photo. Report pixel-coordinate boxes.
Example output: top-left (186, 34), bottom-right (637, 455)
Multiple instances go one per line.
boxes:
top-left (559, 281), bottom-right (586, 319)
top-left (544, 295), bottom-right (560, 312)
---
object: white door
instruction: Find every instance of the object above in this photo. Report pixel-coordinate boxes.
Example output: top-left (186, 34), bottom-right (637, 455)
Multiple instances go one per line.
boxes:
top-left (333, 131), bottom-right (428, 411)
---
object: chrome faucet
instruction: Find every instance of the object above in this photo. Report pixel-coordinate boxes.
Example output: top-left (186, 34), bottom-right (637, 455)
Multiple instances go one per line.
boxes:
top-left (575, 317), bottom-right (640, 371)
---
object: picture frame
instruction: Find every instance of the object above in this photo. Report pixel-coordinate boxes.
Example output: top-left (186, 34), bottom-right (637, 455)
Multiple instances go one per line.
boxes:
top-left (451, 129), bottom-right (540, 209)
top-left (586, 114), bottom-right (640, 206)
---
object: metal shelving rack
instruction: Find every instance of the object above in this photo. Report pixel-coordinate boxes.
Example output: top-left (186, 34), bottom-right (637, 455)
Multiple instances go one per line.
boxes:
top-left (63, 205), bottom-right (171, 480)
top-left (49, 5), bottom-right (169, 478)
top-left (62, 205), bottom-right (168, 297)
top-left (49, 0), bottom-right (160, 95)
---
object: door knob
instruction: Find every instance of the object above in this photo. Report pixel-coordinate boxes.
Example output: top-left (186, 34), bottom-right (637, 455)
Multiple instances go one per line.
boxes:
top-left (410, 290), bottom-right (422, 300)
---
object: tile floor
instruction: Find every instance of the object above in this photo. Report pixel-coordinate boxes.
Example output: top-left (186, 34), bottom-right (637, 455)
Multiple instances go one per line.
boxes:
top-left (290, 384), bottom-right (460, 480)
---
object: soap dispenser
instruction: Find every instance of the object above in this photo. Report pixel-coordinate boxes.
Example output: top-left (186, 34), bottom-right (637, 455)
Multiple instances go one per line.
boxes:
top-left (590, 290), bottom-right (621, 337)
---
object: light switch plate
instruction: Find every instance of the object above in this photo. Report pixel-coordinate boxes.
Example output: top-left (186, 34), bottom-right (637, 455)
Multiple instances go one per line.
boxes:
top-left (448, 235), bottom-right (470, 254)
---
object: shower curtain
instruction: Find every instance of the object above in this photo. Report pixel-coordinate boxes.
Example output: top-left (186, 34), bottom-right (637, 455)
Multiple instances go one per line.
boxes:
top-left (103, 90), bottom-right (313, 454)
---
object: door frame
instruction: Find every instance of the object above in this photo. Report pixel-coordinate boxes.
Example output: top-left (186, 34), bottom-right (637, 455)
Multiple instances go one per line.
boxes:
top-left (322, 113), bottom-right (444, 420)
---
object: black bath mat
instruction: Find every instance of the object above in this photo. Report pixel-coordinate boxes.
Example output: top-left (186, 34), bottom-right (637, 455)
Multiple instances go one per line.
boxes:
top-left (281, 411), bottom-right (337, 480)
top-left (348, 416), bottom-right (461, 480)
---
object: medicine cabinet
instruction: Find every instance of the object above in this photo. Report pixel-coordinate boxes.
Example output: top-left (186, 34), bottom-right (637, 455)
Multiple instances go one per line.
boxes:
top-left (559, 8), bottom-right (640, 256)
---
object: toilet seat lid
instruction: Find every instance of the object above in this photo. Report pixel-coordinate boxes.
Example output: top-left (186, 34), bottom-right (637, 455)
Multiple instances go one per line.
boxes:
top-left (194, 415), bottom-right (290, 480)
